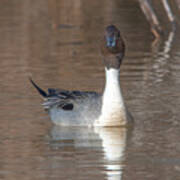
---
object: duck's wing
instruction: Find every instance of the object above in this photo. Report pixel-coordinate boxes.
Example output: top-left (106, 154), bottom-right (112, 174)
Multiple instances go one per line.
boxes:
top-left (30, 78), bottom-right (99, 111)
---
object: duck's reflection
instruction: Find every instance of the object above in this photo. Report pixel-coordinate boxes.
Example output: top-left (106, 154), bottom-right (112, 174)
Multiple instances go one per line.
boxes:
top-left (95, 127), bottom-right (127, 180)
top-left (49, 126), bottom-right (128, 180)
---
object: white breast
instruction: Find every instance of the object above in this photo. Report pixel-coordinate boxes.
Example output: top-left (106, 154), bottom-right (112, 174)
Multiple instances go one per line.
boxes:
top-left (94, 68), bottom-right (127, 126)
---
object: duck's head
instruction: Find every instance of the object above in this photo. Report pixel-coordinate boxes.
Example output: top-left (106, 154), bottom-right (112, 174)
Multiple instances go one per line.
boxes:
top-left (101, 25), bottom-right (125, 69)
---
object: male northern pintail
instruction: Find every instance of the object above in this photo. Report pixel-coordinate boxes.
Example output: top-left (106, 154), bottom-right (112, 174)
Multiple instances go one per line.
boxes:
top-left (30, 25), bottom-right (133, 127)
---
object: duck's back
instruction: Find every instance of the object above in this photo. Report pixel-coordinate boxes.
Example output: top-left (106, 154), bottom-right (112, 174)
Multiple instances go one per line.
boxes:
top-left (46, 90), bottom-right (102, 126)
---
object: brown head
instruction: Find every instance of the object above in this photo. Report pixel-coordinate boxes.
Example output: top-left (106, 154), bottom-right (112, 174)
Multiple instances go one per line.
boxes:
top-left (101, 25), bottom-right (125, 69)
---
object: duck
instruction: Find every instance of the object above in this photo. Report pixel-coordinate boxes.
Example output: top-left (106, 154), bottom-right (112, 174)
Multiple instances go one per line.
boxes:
top-left (30, 25), bottom-right (133, 127)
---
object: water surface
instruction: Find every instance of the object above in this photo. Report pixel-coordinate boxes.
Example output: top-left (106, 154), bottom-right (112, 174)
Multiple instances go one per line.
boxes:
top-left (0, 0), bottom-right (180, 179)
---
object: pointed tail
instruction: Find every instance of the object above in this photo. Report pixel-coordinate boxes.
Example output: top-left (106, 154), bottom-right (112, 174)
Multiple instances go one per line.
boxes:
top-left (29, 77), bottom-right (47, 97)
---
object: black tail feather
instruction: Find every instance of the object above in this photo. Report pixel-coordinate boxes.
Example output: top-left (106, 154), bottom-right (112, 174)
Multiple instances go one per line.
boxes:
top-left (29, 77), bottom-right (47, 97)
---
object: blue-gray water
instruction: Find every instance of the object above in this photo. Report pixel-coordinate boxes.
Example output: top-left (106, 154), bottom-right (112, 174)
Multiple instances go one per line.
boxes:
top-left (0, 0), bottom-right (180, 179)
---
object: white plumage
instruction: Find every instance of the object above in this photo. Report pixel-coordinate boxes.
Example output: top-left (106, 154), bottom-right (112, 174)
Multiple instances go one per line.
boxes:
top-left (94, 68), bottom-right (128, 126)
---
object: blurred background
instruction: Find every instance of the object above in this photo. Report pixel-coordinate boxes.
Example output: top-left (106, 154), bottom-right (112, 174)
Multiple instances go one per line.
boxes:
top-left (0, 0), bottom-right (180, 179)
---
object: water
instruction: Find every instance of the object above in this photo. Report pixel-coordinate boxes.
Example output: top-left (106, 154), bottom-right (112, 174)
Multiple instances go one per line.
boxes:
top-left (0, 0), bottom-right (180, 179)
